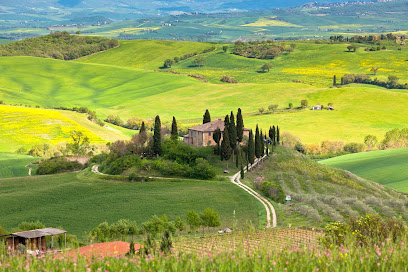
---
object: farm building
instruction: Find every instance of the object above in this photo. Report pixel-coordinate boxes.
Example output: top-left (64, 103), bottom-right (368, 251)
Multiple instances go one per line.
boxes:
top-left (3, 228), bottom-right (66, 254)
top-left (312, 105), bottom-right (322, 110)
top-left (183, 119), bottom-right (250, 147)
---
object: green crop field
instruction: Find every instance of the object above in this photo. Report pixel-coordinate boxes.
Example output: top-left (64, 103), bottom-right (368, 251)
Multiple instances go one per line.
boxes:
top-left (320, 148), bottom-right (408, 193)
top-left (1, 39), bottom-right (408, 150)
top-left (0, 153), bottom-right (39, 178)
top-left (0, 170), bottom-right (260, 239)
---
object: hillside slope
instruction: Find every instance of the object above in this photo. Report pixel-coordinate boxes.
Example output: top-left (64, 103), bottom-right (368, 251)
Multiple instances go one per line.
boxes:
top-left (245, 147), bottom-right (408, 226)
top-left (0, 153), bottom-right (39, 178)
top-left (0, 170), bottom-right (260, 239)
top-left (321, 148), bottom-right (408, 193)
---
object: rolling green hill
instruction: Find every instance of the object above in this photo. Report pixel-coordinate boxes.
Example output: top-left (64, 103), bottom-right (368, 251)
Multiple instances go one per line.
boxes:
top-left (244, 147), bottom-right (408, 226)
top-left (0, 170), bottom-right (260, 239)
top-left (1, 39), bottom-right (408, 149)
top-left (0, 153), bottom-right (39, 178)
top-left (320, 148), bottom-right (408, 193)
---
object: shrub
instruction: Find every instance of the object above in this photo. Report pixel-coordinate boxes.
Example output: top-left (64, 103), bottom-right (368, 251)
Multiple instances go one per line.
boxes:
top-left (189, 158), bottom-right (216, 180)
top-left (343, 142), bottom-right (366, 153)
top-left (37, 157), bottom-right (83, 175)
top-left (220, 76), bottom-right (238, 83)
top-left (104, 155), bottom-right (142, 175)
top-left (261, 181), bottom-right (285, 203)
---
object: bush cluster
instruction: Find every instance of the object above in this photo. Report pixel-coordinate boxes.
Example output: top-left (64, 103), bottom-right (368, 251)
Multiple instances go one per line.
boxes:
top-left (233, 40), bottom-right (290, 59)
top-left (342, 73), bottom-right (407, 89)
top-left (0, 32), bottom-right (118, 60)
top-left (220, 75), bottom-right (238, 83)
top-left (37, 157), bottom-right (83, 175)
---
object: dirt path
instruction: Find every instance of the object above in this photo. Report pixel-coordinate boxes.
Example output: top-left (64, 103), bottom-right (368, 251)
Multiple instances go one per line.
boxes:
top-left (91, 165), bottom-right (107, 175)
top-left (230, 155), bottom-right (277, 228)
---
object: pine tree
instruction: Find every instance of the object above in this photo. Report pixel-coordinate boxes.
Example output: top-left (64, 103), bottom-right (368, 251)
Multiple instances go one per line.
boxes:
top-left (255, 125), bottom-right (261, 158)
top-left (277, 126), bottom-right (280, 145)
top-left (333, 75), bottom-right (337, 86)
top-left (171, 116), bottom-right (178, 140)
top-left (247, 130), bottom-right (255, 166)
top-left (153, 115), bottom-right (161, 156)
top-left (140, 121), bottom-right (146, 134)
top-left (236, 108), bottom-right (244, 143)
top-left (229, 111), bottom-right (237, 161)
top-left (260, 130), bottom-right (265, 157)
top-left (203, 109), bottom-right (211, 124)
top-left (221, 116), bottom-right (232, 168)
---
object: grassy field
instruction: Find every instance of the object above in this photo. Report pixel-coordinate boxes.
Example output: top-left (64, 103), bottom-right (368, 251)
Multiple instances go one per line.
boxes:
top-left (244, 147), bottom-right (408, 226)
top-left (320, 148), bottom-right (408, 193)
top-left (0, 170), bottom-right (260, 239)
top-left (1, 40), bottom-right (408, 148)
top-left (0, 153), bottom-right (39, 178)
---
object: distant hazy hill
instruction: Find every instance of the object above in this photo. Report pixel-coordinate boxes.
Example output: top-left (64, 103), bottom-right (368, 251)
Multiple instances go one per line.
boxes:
top-left (2, 0), bottom-right (341, 14)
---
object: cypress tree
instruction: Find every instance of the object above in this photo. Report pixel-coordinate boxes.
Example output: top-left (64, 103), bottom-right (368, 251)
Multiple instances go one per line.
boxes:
top-left (272, 125), bottom-right (276, 146)
top-left (333, 75), bottom-right (337, 86)
top-left (140, 121), bottom-right (146, 134)
top-left (341, 77), bottom-right (344, 85)
top-left (277, 126), bottom-right (280, 145)
top-left (171, 116), bottom-right (178, 140)
top-left (247, 130), bottom-right (255, 166)
top-left (255, 125), bottom-right (261, 158)
top-left (229, 111), bottom-right (237, 162)
top-left (213, 128), bottom-right (221, 155)
top-left (265, 135), bottom-right (269, 156)
top-left (203, 109), bottom-right (211, 124)
top-left (240, 164), bottom-right (244, 179)
top-left (221, 116), bottom-right (232, 168)
top-left (235, 147), bottom-right (239, 168)
top-left (153, 115), bottom-right (161, 156)
top-left (236, 108), bottom-right (244, 143)
top-left (260, 130), bottom-right (265, 157)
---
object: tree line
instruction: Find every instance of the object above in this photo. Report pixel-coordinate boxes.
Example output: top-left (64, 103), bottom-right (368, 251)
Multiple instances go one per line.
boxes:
top-left (0, 32), bottom-right (118, 60)
top-left (233, 40), bottom-right (296, 59)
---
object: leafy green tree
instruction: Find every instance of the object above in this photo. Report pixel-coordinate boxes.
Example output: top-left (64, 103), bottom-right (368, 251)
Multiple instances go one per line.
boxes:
top-left (164, 59), bottom-right (174, 68)
top-left (75, 30), bottom-right (81, 35)
top-left (221, 115), bottom-right (232, 168)
top-left (236, 108), bottom-right (244, 143)
top-left (171, 116), bottom-right (178, 140)
top-left (388, 75), bottom-right (399, 85)
top-left (364, 135), bottom-right (378, 150)
top-left (288, 103), bottom-right (293, 109)
top-left (213, 128), bottom-right (222, 155)
top-left (203, 109), bottom-right (211, 124)
top-left (301, 100), bottom-right (308, 108)
top-left (268, 104), bottom-right (278, 113)
top-left (174, 217), bottom-right (185, 232)
top-left (222, 45), bottom-right (228, 53)
top-left (258, 107), bottom-right (265, 114)
top-left (255, 125), bottom-right (261, 158)
top-left (247, 130), bottom-right (255, 165)
top-left (200, 208), bottom-right (221, 232)
top-left (371, 67), bottom-right (379, 75)
top-left (260, 63), bottom-right (273, 72)
top-left (67, 131), bottom-right (90, 157)
top-left (174, 57), bottom-right (180, 63)
top-left (186, 210), bottom-right (201, 232)
top-left (193, 56), bottom-right (206, 67)
top-left (153, 115), bottom-right (161, 156)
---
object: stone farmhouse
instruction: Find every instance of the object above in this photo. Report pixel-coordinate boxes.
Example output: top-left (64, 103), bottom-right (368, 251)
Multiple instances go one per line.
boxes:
top-left (183, 119), bottom-right (250, 147)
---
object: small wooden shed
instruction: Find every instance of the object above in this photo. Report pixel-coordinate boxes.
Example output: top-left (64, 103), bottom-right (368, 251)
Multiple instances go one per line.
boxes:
top-left (4, 228), bottom-right (66, 253)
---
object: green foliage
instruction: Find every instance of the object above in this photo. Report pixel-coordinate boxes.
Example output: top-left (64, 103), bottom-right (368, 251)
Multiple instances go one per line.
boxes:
top-left (89, 219), bottom-right (139, 242)
top-left (17, 221), bottom-right (46, 231)
top-left (171, 116), bottom-right (178, 140)
top-left (322, 214), bottom-right (407, 247)
top-left (153, 115), bottom-right (161, 156)
top-left (255, 125), bottom-right (261, 158)
top-left (37, 157), bottom-right (83, 175)
top-left (186, 210), bottom-right (201, 231)
top-left (247, 130), bottom-right (255, 165)
top-left (0, 153), bottom-right (39, 178)
top-left (189, 158), bottom-right (216, 180)
top-left (301, 99), bottom-right (308, 108)
top-left (213, 128), bottom-right (222, 154)
top-left (233, 41), bottom-right (285, 59)
top-left (220, 75), bottom-right (237, 83)
top-left (160, 230), bottom-right (173, 254)
top-left (221, 116), bottom-right (232, 165)
top-left (236, 108), bottom-right (244, 143)
top-left (0, 32), bottom-right (118, 60)
top-left (260, 181), bottom-right (285, 203)
top-left (343, 142), bottom-right (366, 153)
top-left (66, 131), bottom-right (90, 157)
top-left (200, 208), bottom-right (221, 230)
top-left (229, 111), bottom-right (237, 150)
top-left (260, 63), bottom-right (273, 72)
top-left (203, 109), bottom-right (211, 124)
top-left (163, 59), bottom-right (174, 68)
top-left (192, 56), bottom-right (206, 67)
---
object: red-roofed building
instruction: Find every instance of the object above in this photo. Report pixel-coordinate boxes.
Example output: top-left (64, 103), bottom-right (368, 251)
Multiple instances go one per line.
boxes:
top-left (183, 119), bottom-right (250, 147)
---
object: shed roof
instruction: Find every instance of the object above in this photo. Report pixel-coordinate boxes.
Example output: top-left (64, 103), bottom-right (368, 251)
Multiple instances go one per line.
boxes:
top-left (189, 119), bottom-right (250, 132)
top-left (10, 228), bottom-right (66, 239)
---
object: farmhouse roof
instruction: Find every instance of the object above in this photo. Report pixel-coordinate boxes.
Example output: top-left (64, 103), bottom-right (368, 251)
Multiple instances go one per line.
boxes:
top-left (189, 119), bottom-right (250, 132)
top-left (10, 228), bottom-right (66, 239)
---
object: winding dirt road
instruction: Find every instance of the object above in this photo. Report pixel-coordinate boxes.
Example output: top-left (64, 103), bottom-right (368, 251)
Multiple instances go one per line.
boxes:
top-left (230, 156), bottom-right (277, 228)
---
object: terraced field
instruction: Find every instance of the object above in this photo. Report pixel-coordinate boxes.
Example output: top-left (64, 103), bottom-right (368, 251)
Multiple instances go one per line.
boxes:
top-left (321, 148), bottom-right (408, 193)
